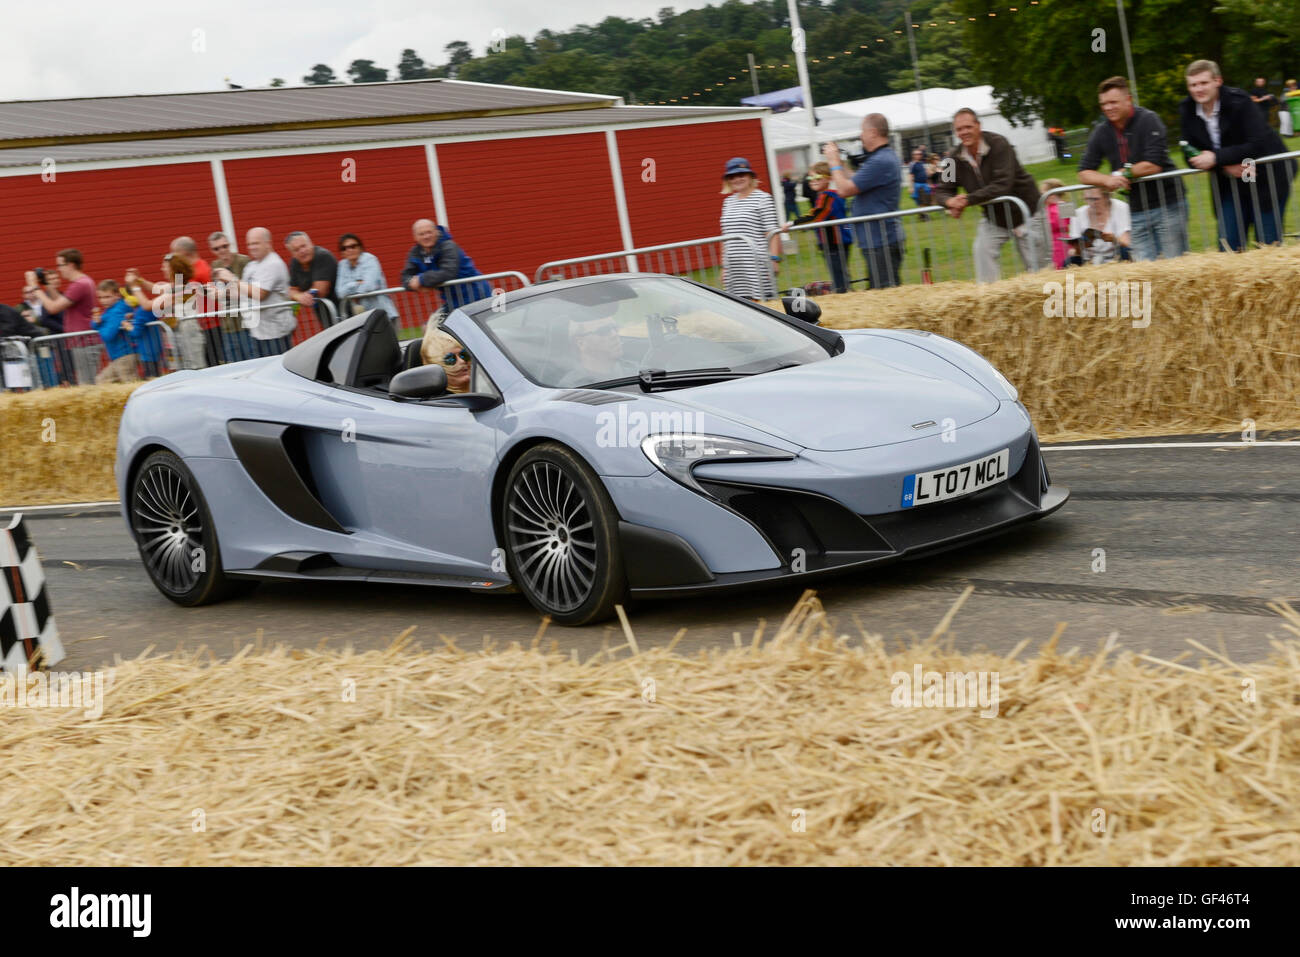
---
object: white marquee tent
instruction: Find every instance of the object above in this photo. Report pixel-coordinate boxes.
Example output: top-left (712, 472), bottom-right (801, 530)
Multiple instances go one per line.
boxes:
top-left (768, 85), bottom-right (1053, 172)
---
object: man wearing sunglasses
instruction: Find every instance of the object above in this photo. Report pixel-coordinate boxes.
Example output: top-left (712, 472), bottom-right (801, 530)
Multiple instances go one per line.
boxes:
top-left (562, 309), bottom-right (636, 387)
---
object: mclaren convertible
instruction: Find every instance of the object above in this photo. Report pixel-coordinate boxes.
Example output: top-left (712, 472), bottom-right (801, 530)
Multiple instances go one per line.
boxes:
top-left (116, 274), bottom-right (1069, 625)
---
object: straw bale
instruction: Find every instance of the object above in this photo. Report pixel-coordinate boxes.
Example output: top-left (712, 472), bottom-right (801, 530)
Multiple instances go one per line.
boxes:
top-left (2, 593), bottom-right (1297, 866)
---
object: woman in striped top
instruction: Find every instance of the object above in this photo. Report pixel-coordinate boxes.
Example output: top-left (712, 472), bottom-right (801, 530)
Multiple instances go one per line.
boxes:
top-left (719, 157), bottom-right (782, 301)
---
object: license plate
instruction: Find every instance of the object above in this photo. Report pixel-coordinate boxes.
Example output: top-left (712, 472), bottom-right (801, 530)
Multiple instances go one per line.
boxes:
top-left (901, 449), bottom-right (1009, 508)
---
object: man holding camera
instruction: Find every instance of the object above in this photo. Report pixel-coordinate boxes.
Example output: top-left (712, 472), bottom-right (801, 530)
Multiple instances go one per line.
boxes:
top-left (823, 113), bottom-right (904, 289)
top-left (24, 250), bottom-right (94, 334)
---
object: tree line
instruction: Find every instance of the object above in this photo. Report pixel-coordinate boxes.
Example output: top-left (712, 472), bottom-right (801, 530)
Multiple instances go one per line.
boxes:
top-left (250, 0), bottom-right (1296, 130)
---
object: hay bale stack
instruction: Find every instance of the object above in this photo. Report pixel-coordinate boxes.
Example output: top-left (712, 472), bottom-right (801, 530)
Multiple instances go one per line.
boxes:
top-left (3, 593), bottom-right (1297, 866)
top-left (0, 383), bottom-right (140, 504)
top-left (812, 245), bottom-right (1300, 437)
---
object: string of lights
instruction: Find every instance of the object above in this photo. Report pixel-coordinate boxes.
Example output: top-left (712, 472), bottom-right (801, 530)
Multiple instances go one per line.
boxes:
top-left (652, 2), bottom-right (1041, 104)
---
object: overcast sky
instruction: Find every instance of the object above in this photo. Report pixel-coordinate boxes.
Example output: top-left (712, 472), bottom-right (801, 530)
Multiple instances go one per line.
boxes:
top-left (6, 0), bottom-right (682, 101)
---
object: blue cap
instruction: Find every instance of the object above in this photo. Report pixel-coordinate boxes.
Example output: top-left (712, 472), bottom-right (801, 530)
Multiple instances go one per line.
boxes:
top-left (723, 156), bottom-right (755, 177)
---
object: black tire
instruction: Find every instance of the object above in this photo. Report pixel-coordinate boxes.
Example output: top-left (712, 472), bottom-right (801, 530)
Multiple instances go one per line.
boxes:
top-left (500, 443), bottom-right (626, 626)
top-left (129, 450), bottom-right (253, 606)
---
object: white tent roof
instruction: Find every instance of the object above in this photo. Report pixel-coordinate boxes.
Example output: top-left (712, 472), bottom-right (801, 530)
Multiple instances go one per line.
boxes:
top-left (768, 85), bottom-right (1001, 152)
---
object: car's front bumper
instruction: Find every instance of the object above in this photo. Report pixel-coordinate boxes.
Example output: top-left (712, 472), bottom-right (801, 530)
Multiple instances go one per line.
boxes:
top-left (617, 436), bottom-right (1068, 598)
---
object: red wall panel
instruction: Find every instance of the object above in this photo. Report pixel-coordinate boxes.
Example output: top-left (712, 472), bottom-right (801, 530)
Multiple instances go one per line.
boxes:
top-left (617, 118), bottom-right (772, 252)
top-left (436, 132), bottom-right (624, 281)
top-left (222, 145), bottom-right (429, 297)
top-left (0, 163), bottom-right (222, 300)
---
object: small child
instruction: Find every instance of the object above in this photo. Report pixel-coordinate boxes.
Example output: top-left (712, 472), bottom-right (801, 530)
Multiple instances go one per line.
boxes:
top-left (785, 161), bottom-right (852, 293)
top-left (92, 279), bottom-right (140, 384)
top-left (1040, 178), bottom-right (1071, 270)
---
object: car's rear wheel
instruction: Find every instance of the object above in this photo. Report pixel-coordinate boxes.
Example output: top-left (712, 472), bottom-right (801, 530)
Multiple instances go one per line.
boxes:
top-left (501, 443), bottom-right (625, 626)
top-left (130, 450), bottom-right (253, 606)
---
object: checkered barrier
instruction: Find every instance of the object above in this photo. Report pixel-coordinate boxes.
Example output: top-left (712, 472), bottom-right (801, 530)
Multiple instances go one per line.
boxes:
top-left (0, 514), bottom-right (64, 673)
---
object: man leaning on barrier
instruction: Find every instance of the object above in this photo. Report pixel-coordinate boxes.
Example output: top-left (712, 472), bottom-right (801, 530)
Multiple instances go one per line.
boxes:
top-left (1180, 60), bottom-right (1296, 251)
top-left (932, 109), bottom-right (1047, 283)
top-left (401, 219), bottom-right (491, 314)
top-left (1078, 76), bottom-right (1188, 263)
top-left (212, 227), bottom-right (295, 358)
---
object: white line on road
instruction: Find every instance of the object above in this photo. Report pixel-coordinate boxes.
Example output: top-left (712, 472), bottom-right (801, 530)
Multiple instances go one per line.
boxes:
top-left (0, 501), bottom-right (118, 513)
top-left (1044, 441), bottom-right (1298, 451)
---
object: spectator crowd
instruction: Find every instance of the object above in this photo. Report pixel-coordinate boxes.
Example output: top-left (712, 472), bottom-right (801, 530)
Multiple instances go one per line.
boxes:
top-left (4, 218), bottom-right (491, 388)
top-left (746, 60), bottom-right (1295, 297)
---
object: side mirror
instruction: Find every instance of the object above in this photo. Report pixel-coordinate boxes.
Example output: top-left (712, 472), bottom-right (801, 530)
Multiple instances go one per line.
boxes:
top-left (390, 363), bottom-right (447, 399)
top-left (781, 296), bottom-right (822, 324)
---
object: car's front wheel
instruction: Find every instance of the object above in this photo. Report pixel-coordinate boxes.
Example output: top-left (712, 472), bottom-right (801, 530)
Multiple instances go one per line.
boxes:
top-left (130, 449), bottom-right (252, 606)
top-left (501, 443), bottom-right (626, 626)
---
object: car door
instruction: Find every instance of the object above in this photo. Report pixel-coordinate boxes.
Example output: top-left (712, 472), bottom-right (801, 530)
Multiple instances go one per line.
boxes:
top-left (288, 377), bottom-right (504, 579)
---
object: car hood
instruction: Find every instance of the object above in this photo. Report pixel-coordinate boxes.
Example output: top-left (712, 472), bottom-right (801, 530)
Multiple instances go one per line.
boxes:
top-left (664, 347), bottom-right (1000, 452)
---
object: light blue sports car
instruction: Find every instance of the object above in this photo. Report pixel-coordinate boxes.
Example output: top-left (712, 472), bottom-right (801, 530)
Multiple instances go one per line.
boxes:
top-left (116, 275), bottom-right (1068, 625)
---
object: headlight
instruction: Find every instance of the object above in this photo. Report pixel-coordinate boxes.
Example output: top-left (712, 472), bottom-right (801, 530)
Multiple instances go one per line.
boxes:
top-left (641, 434), bottom-right (795, 495)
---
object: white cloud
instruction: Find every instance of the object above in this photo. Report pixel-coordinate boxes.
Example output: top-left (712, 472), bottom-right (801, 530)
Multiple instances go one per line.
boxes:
top-left (3, 0), bottom-right (677, 101)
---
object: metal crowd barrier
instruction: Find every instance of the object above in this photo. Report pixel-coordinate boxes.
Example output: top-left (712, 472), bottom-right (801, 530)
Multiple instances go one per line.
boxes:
top-left (757, 194), bottom-right (1043, 293)
top-left (534, 235), bottom-right (763, 291)
top-left (340, 271), bottom-right (530, 341)
top-left (163, 297), bottom-right (340, 368)
top-left (1035, 150), bottom-right (1299, 266)
top-left (24, 321), bottom-right (177, 389)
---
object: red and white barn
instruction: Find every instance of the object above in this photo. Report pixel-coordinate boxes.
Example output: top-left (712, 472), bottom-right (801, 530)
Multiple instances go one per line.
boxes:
top-left (0, 80), bottom-right (779, 295)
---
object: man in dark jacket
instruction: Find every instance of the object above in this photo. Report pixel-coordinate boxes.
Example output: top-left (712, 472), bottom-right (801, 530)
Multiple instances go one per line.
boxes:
top-left (1181, 60), bottom-right (1296, 250)
top-left (1079, 76), bottom-right (1188, 262)
top-left (932, 109), bottom-right (1047, 283)
top-left (400, 219), bottom-right (491, 311)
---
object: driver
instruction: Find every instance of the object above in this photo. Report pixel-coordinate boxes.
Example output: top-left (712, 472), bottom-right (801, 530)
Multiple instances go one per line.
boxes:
top-left (562, 303), bottom-right (637, 386)
top-left (419, 324), bottom-right (472, 394)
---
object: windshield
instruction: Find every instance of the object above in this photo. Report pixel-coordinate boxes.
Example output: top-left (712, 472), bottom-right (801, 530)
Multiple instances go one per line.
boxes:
top-left (475, 277), bottom-right (829, 389)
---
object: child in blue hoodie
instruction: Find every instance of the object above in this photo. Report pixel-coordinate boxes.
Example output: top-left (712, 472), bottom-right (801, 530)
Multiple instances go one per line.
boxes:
top-left (92, 280), bottom-right (139, 383)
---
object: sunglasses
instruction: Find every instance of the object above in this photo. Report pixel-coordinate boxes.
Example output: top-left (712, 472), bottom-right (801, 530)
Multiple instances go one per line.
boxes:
top-left (441, 350), bottom-right (470, 366)
top-left (340, 243), bottom-right (361, 250)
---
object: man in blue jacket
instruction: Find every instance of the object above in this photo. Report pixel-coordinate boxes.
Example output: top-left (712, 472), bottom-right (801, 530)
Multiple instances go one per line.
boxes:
top-left (1181, 59), bottom-right (1296, 250)
top-left (400, 219), bottom-right (491, 311)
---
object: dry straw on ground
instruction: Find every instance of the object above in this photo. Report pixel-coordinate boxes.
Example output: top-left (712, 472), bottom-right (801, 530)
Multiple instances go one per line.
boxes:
top-left (4, 244), bottom-right (1298, 505)
top-left (3, 591), bottom-right (1297, 866)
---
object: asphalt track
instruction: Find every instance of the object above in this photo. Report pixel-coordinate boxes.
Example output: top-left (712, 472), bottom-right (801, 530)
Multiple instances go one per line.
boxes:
top-left (9, 435), bottom-right (1299, 668)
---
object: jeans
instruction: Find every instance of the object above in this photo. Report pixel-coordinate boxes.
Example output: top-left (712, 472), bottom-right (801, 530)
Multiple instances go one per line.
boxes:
top-left (862, 241), bottom-right (905, 289)
top-left (249, 334), bottom-right (293, 358)
top-left (220, 329), bottom-right (255, 363)
top-left (973, 209), bottom-right (1049, 283)
top-left (1128, 200), bottom-right (1189, 261)
top-left (820, 243), bottom-right (851, 293)
top-left (1216, 185), bottom-right (1289, 251)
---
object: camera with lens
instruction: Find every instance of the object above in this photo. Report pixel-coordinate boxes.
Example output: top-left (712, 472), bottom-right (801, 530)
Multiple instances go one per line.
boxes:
top-left (33, 267), bottom-right (47, 285)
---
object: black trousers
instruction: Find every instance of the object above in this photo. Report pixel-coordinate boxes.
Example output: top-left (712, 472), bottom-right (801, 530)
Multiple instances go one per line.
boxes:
top-left (862, 242), bottom-right (905, 289)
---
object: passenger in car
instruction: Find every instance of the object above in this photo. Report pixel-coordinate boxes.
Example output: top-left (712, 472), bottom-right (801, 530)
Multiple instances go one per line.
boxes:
top-left (419, 324), bottom-right (472, 394)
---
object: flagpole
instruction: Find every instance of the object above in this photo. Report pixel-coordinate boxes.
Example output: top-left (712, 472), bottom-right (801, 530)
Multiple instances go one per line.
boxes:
top-left (787, 0), bottom-right (818, 169)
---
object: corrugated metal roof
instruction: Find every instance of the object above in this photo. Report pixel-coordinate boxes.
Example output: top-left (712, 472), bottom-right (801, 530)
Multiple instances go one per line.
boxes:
top-left (0, 79), bottom-right (617, 143)
top-left (0, 106), bottom-right (760, 169)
